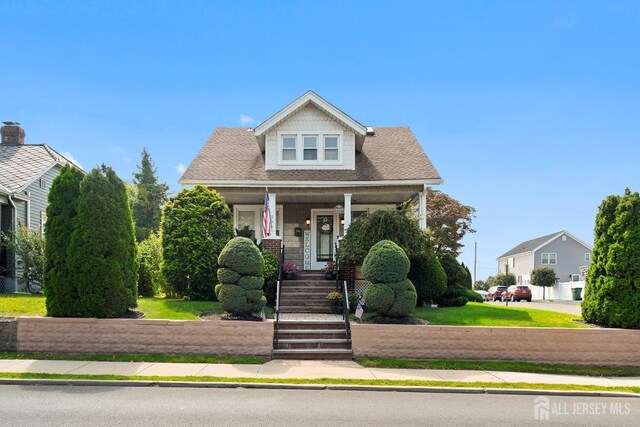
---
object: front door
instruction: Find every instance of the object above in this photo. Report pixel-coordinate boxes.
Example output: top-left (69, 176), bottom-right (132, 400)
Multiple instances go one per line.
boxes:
top-left (311, 210), bottom-right (336, 270)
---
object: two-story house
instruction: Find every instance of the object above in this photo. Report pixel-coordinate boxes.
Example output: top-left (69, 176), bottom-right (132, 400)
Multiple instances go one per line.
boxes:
top-left (0, 122), bottom-right (80, 293)
top-left (179, 91), bottom-right (442, 276)
top-left (497, 230), bottom-right (593, 300)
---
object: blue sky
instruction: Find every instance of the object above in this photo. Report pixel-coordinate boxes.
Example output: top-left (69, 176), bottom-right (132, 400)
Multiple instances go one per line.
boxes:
top-left (1, 1), bottom-right (639, 279)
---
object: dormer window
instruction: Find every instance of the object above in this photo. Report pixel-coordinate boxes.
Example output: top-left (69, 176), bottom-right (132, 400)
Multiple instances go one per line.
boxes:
top-left (303, 135), bottom-right (318, 160)
top-left (282, 135), bottom-right (297, 161)
top-left (279, 131), bottom-right (342, 164)
top-left (324, 135), bottom-right (339, 160)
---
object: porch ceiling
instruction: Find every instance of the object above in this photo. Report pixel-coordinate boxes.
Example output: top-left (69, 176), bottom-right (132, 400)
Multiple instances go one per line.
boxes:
top-left (213, 185), bottom-right (423, 205)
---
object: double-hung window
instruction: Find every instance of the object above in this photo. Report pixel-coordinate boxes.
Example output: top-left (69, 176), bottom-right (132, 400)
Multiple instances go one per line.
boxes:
top-left (303, 135), bottom-right (318, 160)
top-left (541, 253), bottom-right (557, 265)
top-left (282, 135), bottom-right (297, 161)
top-left (324, 135), bottom-right (339, 161)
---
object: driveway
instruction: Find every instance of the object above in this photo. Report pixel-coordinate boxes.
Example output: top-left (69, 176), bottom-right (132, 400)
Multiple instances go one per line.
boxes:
top-left (485, 300), bottom-right (582, 316)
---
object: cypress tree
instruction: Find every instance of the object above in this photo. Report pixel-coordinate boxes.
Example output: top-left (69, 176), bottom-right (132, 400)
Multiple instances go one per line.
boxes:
top-left (68, 166), bottom-right (138, 317)
top-left (132, 148), bottom-right (169, 242)
top-left (44, 165), bottom-right (84, 317)
top-left (161, 186), bottom-right (234, 300)
top-left (583, 189), bottom-right (640, 328)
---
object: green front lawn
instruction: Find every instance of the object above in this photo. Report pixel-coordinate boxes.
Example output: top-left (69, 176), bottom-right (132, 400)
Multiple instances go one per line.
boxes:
top-left (0, 294), bottom-right (46, 317)
top-left (410, 302), bottom-right (586, 328)
top-left (0, 295), bottom-right (272, 320)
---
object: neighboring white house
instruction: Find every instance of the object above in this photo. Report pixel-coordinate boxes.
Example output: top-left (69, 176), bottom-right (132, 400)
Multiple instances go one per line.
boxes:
top-left (179, 91), bottom-right (443, 284)
top-left (497, 230), bottom-right (593, 300)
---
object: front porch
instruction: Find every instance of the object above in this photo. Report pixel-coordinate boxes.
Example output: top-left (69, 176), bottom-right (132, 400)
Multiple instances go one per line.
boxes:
top-left (212, 184), bottom-right (429, 270)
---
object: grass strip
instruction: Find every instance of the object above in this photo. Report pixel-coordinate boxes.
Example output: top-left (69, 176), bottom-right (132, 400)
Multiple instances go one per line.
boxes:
top-left (358, 358), bottom-right (640, 377)
top-left (0, 372), bottom-right (638, 394)
top-left (0, 352), bottom-right (266, 365)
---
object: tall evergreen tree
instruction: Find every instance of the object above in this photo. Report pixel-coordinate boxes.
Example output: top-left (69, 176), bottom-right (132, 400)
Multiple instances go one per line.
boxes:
top-left (583, 189), bottom-right (640, 328)
top-left (161, 186), bottom-right (234, 300)
top-left (132, 148), bottom-right (169, 242)
top-left (68, 166), bottom-right (138, 317)
top-left (44, 165), bottom-right (84, 317)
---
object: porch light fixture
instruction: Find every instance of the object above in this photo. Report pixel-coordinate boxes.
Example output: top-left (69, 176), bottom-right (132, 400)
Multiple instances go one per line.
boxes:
top-left (305, 218), bottom-right (311, 225)
top-left (340, 219), bottom-right (345, 225)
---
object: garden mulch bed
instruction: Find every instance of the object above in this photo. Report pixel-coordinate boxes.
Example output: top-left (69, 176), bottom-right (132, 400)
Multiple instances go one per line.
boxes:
top-left (121, 310), bottom-right (145, 319)
top-left (199, 311), bottom-right (265, 322)
top-left (360, 316), bottom-right (428, 326)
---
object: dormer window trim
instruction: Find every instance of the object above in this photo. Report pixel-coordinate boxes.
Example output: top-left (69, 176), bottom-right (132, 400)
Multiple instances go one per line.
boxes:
top-left (278, 131), bottom-right (343, 165)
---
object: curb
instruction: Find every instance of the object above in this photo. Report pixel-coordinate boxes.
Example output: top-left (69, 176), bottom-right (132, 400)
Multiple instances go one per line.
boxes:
top-left (1, 378), bottom-right (638, 398)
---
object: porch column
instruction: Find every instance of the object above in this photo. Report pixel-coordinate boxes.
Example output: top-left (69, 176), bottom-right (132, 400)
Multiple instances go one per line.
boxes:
top-left (268, 193), bottom-right (277, 238)
top-left (418, 190), bottom-right (427, 230)
top-left (343, 193), bottom-right (352, 235)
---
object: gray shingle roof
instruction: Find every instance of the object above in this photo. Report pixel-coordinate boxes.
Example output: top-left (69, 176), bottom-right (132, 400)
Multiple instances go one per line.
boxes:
top-left (498, 231), bottom-right (563, 258)
top-left (0, 144), bottom-right (74, 192)
top-left (180, 127), bottom-right (441, 183)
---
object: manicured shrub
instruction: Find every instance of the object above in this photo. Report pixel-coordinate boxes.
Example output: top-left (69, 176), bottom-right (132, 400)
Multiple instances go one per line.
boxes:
top-left (137, 233), bottom-right (165, 297)
top-left (68, 166), bottom-right (138, 318)
top-left (408, 252), bottom-right (447, 306)
top-left (261, 250), bottom-right (280, 304)
top-left (439, 254), bottom-right (467, 288)
top-left (338, 209), bottom-right (431, 266)
top-left (363, 240), bottom-right (417, 318)
top-left (438, 296), bottom-right (468, 307)
top-left (464, 288), bottom-right (484, 303)
top-left (461, 262), bottom-right (473, 289)
top-left (161, 186), bottom-right (233, 300)
top-left (362, 240), bottom-right (410, 284)
top-left (218, 237), bottom-right (264, 276)
top-left (216, 237), bottom-right (266, 316)
top-left (217, 268), bottom-right (241, 285)
top-left (583, 189), bottom-right (640, 329)
top-left (43, 165), bottom-right (84, 317)
top-left (364, 283), bottom-right (395, 314)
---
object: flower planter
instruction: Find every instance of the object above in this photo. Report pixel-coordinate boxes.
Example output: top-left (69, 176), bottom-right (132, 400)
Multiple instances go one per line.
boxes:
top-left (284, 272), bottom-right (295, 280)
top-left (325, 273), bottom-right (336, 281)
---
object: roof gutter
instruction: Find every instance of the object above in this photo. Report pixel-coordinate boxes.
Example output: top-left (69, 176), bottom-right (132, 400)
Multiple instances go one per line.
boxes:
top-left (178, 178), bottom-right (444, 188)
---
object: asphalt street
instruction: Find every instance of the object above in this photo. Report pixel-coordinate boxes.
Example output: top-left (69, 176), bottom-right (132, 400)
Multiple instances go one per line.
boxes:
top-left (0, 385), bottom-right (637, 426)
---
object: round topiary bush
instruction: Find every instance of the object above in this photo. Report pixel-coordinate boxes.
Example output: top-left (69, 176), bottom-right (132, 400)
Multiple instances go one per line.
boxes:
top-left (216, 237), bottom-right (266, 316)
top-left (362, 241), bottom-right (417, 318)
top-left (362, 240), bottom-right (410, 284)
top-left (218, 237), bottom-right (264, 276)
top-left (364, 283), bottom-right (395, 314)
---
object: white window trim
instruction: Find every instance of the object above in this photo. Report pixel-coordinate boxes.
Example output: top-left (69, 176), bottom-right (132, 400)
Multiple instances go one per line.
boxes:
top-left (233, 205), bottom-right (283, 243)
top-left (541, 252), bottom-right (557, 265)
top-left (585, 253), bottom-right (591, 262)
top-left (278, 131), bottom-right (343, 165)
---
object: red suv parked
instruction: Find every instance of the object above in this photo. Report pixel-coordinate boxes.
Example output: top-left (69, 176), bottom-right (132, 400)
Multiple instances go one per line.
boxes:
top-left (486, 286), bottom-right (509, 302)
top-left (502, 285), bottom-right (532, 302)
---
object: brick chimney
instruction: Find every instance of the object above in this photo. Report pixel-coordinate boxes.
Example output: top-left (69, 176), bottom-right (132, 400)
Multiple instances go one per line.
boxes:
top-left (1, 122), bottom-right (25, 145)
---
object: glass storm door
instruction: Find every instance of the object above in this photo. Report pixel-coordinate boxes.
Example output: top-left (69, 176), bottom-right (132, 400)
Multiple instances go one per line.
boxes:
top-left (314, 214), bottom-right (334, 269)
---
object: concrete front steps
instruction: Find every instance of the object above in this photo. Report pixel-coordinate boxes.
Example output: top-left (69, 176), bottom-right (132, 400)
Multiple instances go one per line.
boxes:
top-left (278, 277), bottom-right (337, 314)
top-left (273, 271), bottom-right (352, 360)
top-left (273, 320), bottom-right (352, 360)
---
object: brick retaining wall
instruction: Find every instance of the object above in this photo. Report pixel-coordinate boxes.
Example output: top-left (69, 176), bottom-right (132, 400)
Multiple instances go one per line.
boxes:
top-left (17, 317), bottom-right (273, 356)
top-left (351, 324), bottom-right (640, 367)
top-left (0, 318), bottom-right (17, 352)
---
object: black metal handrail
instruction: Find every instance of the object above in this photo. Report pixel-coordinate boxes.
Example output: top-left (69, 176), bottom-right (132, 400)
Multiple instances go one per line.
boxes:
top-left (273, 243), bottom-right (285, 349)
top-left (335, 241), bottom-right (352, 347)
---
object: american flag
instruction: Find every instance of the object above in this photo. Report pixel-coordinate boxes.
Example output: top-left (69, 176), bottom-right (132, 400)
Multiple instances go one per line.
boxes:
top-left (262, 190), bottom-right (271, 238)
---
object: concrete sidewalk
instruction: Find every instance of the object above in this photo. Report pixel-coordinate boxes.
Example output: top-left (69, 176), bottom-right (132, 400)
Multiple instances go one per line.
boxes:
top-left (1, 358), bottom-right (640, 388)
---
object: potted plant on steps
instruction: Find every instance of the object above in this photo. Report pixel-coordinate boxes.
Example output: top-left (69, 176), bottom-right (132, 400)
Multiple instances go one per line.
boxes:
top-left (326, 291), bottom-right (343, 313)
top-left (282, 262), bottom-right (299, 280)
top-left (323, 261), bottom-right (336, 280)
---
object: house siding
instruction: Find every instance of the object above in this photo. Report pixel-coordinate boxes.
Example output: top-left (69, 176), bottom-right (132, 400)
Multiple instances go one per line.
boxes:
top-left (24, 166), bottom-right (59, 232)
top-left (265, 104), bottom-right (356, 170)
top-left (497, 252), bottom-right (534, 283)
top-left (533, 235), bottom-right (592, 281)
